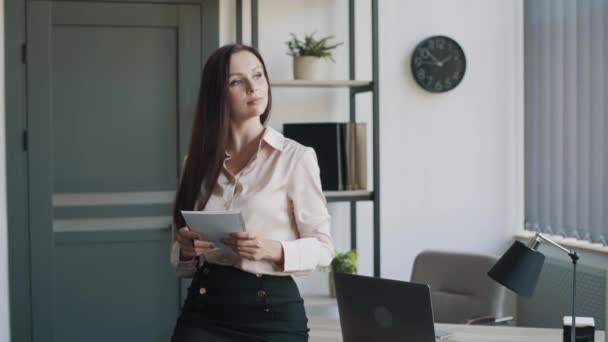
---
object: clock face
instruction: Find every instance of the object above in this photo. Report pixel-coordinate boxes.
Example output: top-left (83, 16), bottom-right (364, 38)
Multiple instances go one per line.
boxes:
top-left (411, 36), bottom-right (466, 93)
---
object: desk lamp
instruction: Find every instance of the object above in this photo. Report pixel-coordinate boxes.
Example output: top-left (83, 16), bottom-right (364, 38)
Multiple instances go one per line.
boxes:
top-left (487, 233), bottom-right (579, 342)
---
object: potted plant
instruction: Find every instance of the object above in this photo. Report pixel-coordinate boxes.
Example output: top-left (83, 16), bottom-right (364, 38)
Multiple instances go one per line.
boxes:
top-left (285, 32), bottom-right (343, 80)
top-left (328, 250), bottom-right (358, 297)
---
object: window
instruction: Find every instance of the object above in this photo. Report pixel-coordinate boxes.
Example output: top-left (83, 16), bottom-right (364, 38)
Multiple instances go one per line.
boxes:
top-left (525, 0), bottom-right (607, 245)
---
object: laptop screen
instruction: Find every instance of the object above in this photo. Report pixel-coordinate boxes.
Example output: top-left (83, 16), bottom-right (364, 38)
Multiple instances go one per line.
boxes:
top-left (333, 272), bottom-right (439, 342)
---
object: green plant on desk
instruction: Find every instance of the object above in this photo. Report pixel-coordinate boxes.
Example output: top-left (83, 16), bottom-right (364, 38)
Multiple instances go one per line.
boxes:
top-left (327, 250), bottom-right (358, 297)
top-left (331, 250), bottom-right (358, 273)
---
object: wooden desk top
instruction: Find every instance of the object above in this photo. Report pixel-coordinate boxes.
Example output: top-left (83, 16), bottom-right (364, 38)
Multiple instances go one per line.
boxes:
top-left (309, 317), bottom-right (606, 342)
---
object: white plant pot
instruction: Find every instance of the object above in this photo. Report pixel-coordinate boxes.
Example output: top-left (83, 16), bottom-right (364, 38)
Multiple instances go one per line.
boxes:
top-left (293, 56), bottom-right (321, 80)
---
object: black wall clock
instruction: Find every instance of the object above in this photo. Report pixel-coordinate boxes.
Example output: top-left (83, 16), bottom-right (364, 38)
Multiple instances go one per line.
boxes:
top-left (411, 35), bottom-right (466, 93)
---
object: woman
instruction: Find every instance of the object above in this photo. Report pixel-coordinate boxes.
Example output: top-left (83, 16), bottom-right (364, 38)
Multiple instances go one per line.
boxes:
top-left (170, 44), bottom-right (335, 341)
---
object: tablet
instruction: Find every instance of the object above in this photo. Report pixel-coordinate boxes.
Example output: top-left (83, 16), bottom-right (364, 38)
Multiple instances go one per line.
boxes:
top-left (181, 210), bottom-right (246, 248)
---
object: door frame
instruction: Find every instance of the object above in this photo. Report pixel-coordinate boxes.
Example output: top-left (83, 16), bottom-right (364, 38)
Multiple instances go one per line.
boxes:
top-left (5, 0), bottom-right (219, 341)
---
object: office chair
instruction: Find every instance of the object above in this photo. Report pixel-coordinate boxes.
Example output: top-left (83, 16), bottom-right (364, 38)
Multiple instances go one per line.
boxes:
top-left (410, 250), bottom-right (512, 325)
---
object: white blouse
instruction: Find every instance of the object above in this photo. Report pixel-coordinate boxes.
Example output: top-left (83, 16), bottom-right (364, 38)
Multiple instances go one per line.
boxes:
top-left (171, 126), bottom-right (335, 277)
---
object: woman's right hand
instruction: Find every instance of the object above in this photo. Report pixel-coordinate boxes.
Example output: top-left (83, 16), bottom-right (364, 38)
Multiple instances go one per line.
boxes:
top-left (176, 226), bottom-right (216, 261)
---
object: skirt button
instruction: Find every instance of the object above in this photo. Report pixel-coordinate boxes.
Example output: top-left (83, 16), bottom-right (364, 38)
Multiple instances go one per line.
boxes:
top-left (199, 287), bottom-right (207, 295)
top-left (257, 290), bottom-right (266, 297)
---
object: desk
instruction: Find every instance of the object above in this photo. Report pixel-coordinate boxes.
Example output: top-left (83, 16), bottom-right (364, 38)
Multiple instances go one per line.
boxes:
top-left (309, 317), bottom-right (606, 342)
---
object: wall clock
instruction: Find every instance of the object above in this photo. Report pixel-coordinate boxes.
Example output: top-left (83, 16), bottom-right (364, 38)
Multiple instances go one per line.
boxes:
top-left (411, 35), bottom-right (466, 93)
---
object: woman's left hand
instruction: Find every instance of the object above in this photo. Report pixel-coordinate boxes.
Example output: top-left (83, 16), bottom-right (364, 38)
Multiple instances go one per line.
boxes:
top-left (223, 232), bottom-right (284, 264)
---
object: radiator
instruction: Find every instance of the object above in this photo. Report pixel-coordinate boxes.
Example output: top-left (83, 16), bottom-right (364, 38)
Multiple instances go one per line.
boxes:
top-left (517, 257), bottom-right (607, 330)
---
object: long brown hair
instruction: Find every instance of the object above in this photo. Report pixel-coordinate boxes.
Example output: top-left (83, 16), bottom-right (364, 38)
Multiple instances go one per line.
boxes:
top-left (172, 44), bottom-right (272, 228)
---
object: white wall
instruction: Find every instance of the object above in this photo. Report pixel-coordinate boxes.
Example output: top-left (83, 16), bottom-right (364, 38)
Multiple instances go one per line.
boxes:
top-left (378, 0), bottom-right (524, 280)
top-left (0, 0), bottom-right (12, 339)
top-left (220, 0), bottom-right (524, 293)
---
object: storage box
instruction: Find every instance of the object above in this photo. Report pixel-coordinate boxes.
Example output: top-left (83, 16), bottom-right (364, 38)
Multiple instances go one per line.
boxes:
top-left (563, 316), bottom-right (595, 342)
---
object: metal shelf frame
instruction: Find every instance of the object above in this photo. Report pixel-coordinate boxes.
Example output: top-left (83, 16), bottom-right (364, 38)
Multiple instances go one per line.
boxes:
top-left (237, 0), bottom-right (381, 277)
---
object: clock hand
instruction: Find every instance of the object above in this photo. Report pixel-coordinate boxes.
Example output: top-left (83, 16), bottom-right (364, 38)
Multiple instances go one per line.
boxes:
top-left (423, 48), bottom-right (442, 66)
top-left (439, 55), bottom-right (453, 65)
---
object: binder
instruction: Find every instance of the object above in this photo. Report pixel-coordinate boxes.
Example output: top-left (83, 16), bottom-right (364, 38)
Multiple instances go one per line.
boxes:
top-left (283, 123), bottom-right (345, 190)
top-left (283, 122), bottom-right (367, 191)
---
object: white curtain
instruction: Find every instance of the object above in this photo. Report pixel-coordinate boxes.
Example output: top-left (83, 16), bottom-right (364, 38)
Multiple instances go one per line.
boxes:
top-left (525, 0), bottom-right (607, 244)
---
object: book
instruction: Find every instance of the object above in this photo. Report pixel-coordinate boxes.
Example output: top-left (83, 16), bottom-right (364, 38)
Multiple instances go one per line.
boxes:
top-left (344, 122), bottom-right (367, 190)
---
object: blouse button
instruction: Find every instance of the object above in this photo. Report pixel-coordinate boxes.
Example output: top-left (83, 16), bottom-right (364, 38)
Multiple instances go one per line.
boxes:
top-left (257, 290), bottom-right (266, 297)
top-left (199, 287), bottom-right (207, 295)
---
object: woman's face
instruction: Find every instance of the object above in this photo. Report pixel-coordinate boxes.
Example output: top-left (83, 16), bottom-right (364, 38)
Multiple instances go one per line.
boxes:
top-left (227, 50), bottom-right (269, 122)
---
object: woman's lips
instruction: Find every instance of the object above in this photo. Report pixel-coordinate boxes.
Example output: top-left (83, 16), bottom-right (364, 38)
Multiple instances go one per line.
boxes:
top-left (247, 97), bottom-right (264, 105)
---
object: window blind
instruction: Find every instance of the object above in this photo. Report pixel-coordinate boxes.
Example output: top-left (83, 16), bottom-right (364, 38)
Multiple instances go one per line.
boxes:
top-left (525, 0), bottom-right (607, 244)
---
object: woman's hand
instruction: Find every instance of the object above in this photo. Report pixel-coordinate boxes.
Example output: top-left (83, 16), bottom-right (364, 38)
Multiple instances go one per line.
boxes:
top-left (223, 232), bottom-right (284, 264)
top-left (176, 226), bottom-right (217, 261)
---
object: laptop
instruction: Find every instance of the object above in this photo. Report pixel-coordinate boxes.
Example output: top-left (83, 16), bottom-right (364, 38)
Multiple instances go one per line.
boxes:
top-left (333, 272), bottom-right (453, 342)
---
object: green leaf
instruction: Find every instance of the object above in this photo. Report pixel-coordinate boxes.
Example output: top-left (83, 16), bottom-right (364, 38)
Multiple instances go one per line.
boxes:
top-left (284, 32), bottom-right (343, 61)
top-left (330, 250), bottom-right (358, 273)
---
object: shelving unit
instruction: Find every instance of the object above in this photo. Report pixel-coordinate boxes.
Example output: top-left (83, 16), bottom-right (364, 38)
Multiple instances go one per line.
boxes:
top-left (323, 190), bottom-right (374, 203)
top-left (237, 0), bottom-right (380, 278)
top-left (271, 80), bottom-right (372, 91)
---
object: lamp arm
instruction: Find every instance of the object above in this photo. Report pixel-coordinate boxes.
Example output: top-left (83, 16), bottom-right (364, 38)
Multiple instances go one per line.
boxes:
top-left (528, 233), bottom-right (577, 259)
top-left (571, 259), bottom-right (577, 342)
top-left (528, 233), bottom-right (579, 342)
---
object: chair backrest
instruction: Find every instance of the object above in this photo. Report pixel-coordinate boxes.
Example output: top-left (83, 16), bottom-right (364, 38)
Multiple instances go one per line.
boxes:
top-left (410, 250), bottom-right (506, 324)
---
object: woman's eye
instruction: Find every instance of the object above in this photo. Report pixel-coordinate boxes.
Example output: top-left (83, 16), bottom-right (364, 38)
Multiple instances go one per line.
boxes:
top-left (230, 79), bottom-right (241, 86)
top-left (253, 73), bottom-right (263, 79)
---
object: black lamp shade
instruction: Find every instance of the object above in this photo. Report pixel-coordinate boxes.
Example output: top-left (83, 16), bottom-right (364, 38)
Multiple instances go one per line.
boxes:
top-left (488, 241), bottom-right (545, 297)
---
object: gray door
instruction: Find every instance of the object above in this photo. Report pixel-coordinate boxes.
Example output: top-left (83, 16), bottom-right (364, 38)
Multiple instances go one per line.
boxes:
top-left (27, 1), bottom-right (201, 341)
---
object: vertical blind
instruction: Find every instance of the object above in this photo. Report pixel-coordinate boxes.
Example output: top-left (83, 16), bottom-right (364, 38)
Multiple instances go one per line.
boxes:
top-left (525, 0), bottom-right (607, 244)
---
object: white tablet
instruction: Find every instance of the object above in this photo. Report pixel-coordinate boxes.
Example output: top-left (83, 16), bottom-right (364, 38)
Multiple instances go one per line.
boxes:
top-left (181, 210), bottom-right (246, 248)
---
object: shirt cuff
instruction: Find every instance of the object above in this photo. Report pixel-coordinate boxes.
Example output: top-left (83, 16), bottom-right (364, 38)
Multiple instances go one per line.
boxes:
top-left (280, 240), bottom-right (301, 273)
top-left (171, 241), bottom-right (199, 277)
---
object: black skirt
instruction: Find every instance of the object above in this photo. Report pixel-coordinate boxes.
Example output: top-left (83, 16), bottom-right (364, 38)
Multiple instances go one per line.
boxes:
top-left (171, 264), bottom-right (309, 342)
